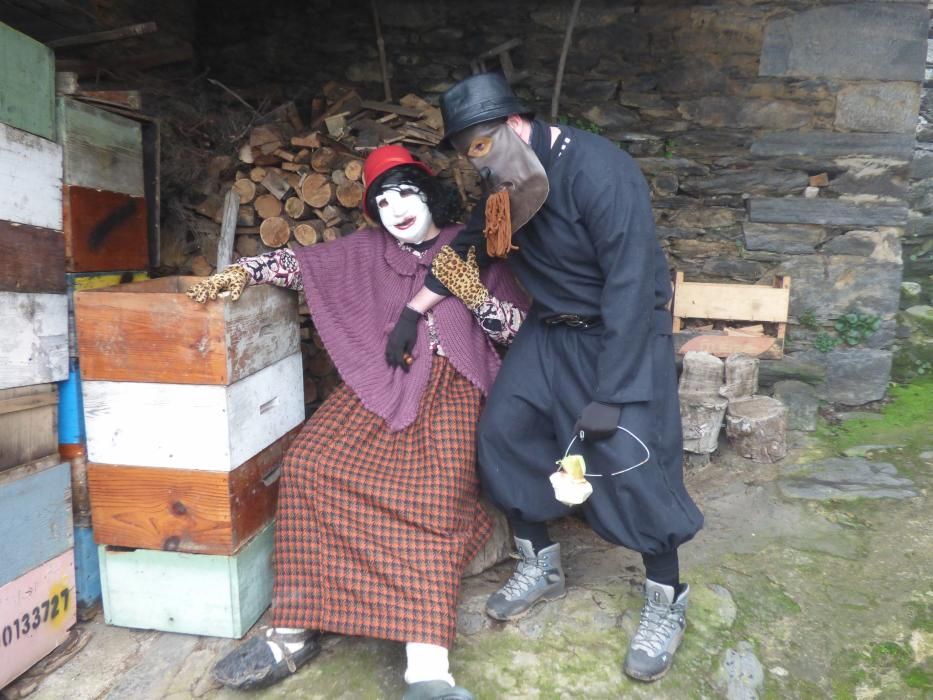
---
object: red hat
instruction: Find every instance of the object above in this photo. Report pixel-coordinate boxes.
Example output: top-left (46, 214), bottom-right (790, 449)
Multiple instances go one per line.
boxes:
top-left (362, 145), bottom-right (434, 218)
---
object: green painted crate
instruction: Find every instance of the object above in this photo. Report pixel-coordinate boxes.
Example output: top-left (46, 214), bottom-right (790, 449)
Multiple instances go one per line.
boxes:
top-left (0, 22), bottom-right (55, 141)
top-left (99, 521), bottom-right (274, 638)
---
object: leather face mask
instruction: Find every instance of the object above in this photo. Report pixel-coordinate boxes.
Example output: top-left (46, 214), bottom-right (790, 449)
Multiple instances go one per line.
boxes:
top-left (450, 121), bottom-right (549, 233)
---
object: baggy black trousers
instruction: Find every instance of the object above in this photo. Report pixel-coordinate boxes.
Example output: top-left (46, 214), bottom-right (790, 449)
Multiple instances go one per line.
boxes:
top-left (477, 309), bottom-right (704, 555)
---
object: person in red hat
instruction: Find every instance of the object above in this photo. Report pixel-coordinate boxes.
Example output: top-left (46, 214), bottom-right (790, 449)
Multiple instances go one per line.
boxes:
top-left (188, 144), bottom-right (528, 699)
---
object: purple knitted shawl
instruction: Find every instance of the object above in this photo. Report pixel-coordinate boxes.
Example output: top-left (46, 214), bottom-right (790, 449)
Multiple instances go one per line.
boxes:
top-left (294, 225), bottom-right (529, 431)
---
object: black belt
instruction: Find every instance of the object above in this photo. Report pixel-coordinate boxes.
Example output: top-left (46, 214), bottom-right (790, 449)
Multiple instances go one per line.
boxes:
top-left (541, 314), bottom-right (602, 329)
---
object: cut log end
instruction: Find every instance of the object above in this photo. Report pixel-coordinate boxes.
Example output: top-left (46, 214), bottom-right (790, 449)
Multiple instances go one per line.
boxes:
top-left (259, 217), bottom-right (291, 248)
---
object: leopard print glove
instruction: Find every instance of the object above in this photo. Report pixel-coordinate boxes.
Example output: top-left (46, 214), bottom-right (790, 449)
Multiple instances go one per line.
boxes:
top-left (431, 245), bottom-right (490, 310)
top-left (186, 265), bottom-right (250, 303)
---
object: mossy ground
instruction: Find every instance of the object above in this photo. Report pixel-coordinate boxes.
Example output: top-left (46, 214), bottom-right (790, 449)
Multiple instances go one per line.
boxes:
top-left (205, 378), bottom-right (931, 699)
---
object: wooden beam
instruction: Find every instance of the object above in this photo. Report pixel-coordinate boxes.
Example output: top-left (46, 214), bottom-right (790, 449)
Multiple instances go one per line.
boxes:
top-left (47, 21), bottom-right (158, 49)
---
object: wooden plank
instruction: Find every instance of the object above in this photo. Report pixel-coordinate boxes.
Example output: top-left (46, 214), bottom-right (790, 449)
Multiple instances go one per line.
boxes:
top-left (88, 427), bottom-right (298, 555)
top-left (47, 21), bottom-right (158, 50)
top-left (75, 276), bottom-right (298, 384)
top-left (0, 219), bottom-right (66, 293)
top-left (0, 549), bottom-right (76, 688)
top-left (0, 123), bottom-right (63, 230)
top-left (216, 188), bottom-right (239, 269)
top-left (0, 22), bottom-right (55, 141)
top-left (0, 292), bottom-right (68, 390)
top-left (672, 281), bottom-right (790, 323)
top-left (84, 352), bottom-right (304, 471)
top-left (62, 185), bottom-right (148, 272)
top-left (99, 522), bottom-right (273, 638)
top-left (0, 384), bottom-right (58, 472)
top-left (0, 459), bottom-right (72, 587)
top-left (675, 333), bottom-right (784, 359)
top-left (57, 97), bottom-right (143, 195)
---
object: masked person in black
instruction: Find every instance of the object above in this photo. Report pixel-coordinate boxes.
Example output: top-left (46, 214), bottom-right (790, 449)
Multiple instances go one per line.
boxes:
top-left (388, 73), bottom-right (703, 682)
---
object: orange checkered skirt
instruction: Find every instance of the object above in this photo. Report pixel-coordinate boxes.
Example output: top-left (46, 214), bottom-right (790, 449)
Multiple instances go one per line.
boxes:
top-left (270, 356), bottom-right (492, 647)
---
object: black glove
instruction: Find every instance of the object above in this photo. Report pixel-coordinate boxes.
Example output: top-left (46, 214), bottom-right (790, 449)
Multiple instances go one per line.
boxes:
top-left (573, 401), bottom-right (622, 442)
top-left (385, 305), bottom-right (421, 372)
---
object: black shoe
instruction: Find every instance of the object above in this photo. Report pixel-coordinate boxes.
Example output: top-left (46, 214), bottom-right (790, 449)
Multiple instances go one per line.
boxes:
top-left (402, 680), bottom-right (475, 700)
top-left (211, 628), bottom-right (321, 690)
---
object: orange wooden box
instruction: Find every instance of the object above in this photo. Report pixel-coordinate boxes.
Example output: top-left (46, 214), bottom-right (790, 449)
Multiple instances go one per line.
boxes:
top-left (87, 427), bottom-right (298, 555)
top-left (74, 275), bottom-right (299, 385)
top-left (63, 185), bottom-right (148, 273)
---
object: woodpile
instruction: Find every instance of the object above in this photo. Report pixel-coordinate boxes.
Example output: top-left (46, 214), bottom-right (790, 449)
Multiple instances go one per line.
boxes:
top-left (679, 351), bottom-right (787, 463)
top-left (185, 83), bottom-right (481, 409)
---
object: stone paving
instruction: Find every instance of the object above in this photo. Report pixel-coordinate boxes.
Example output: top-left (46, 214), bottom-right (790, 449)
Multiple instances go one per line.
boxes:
top-left (5, 383), bottom-right (932, 700)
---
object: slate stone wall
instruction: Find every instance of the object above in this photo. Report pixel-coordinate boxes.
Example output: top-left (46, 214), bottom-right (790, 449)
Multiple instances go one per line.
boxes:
top-left (201, 0), bottom-right (930, 404)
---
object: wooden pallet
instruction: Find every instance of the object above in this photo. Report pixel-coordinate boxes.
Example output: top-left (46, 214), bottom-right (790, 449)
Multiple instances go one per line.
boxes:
top-left (672, 272), bottom-right (791, 359)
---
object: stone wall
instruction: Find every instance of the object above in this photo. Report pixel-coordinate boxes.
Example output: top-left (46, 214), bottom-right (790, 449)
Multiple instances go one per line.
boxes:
top-left (199, 0), bottom-right (929, 404)
top-left (900, 5), bottom-right (933, 380)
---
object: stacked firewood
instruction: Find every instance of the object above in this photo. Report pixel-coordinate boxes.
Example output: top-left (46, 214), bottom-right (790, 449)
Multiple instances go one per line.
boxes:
top-left (187, 84), bottom-right (481, 408)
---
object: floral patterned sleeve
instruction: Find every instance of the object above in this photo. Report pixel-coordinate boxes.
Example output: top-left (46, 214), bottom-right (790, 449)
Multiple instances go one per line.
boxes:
top-left (236, 249), bottom-right (303, 291)
top-left (473, 295), bottom-right (525, 346)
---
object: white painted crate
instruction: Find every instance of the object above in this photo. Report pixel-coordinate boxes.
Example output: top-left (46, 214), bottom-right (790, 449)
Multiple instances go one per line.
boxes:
top-left (83, 351), bottom-right (304, 471)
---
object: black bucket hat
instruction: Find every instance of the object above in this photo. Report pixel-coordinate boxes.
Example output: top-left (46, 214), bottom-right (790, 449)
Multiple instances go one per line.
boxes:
top-left (440, 72), bottom-right (532, 142)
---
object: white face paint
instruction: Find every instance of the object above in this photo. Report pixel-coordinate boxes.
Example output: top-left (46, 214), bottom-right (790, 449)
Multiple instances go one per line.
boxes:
top-left (375, 185), bottom-right (435, 244)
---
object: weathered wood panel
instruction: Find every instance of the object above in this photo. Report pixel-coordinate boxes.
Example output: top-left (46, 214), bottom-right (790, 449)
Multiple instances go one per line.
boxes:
top-left (62, 185), bottom-right (148, 272)
top-left (88, 427), bottom-right (298, 555)
top-left (0, 292), bottom-right (68, 389)
top-left (75, 276), bottom-right (298, 384)
top-left (84, 352), bottom-right (304, 471)
top-left (673, 281), bottom-right (790, 323)
top-left (0, 22), bottom-right (55, 141)
top-left (66, 271), bottom-right (149, 357)
top-left (0, 457), bottom-right (72, 587)
top-left (0, 123), bottom-right (62, 230)
top-left (0, 549), bottom-right (76, 689)
top-left (0, 219), bottom-right (65, 293)
top-left (0, 384), bottom-right (58, 472)
top-left (99, 522), bottom-right (273, 638)
top-left (58, 98), bottom-right (143, 195)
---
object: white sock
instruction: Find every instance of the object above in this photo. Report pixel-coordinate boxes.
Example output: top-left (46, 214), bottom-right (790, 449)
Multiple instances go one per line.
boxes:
top-left (265, 627), bottom-right (311, 663)
top-left (404, 642), bottom-right (455, 686)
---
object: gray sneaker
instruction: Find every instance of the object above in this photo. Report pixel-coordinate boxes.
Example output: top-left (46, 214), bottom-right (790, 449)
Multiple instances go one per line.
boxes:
top-left (623, 580), bottom-right (689, 681)
top-left (485, 538), bottom-right (566, 621)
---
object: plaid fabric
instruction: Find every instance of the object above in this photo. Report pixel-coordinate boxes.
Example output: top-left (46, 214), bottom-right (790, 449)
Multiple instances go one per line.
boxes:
top-left (271, 356), bottom-right (491, 647)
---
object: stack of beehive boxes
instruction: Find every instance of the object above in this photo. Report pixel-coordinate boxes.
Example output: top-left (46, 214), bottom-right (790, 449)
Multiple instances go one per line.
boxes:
top-left (0, 22), bottom-right (76, 689)
top-left (76, 277), bottom-right (304, 638)
top-left (56, 94), bottom-right (152, 616)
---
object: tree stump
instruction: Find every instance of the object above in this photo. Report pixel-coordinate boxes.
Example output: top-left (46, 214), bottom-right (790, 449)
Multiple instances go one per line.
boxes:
top-left (725, 396), bottom-right (787, 463)
top-left (720, 353), bottom-right (759, 400)
top-left (679, 352), bottom-right (726, 454)
top-left (463, 498), bottom-right (512, 577)
top-left (679, 351), bottom-right (724, 394)
top-left (680, 393), bottom-right (728, 454)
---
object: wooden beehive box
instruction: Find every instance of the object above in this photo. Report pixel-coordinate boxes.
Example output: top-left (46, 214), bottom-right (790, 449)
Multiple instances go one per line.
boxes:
top-left (672, 272), bottom-right (791, 360)
top-left (0, 457), bottom-right (73, 588)
top-left (83, 351), bottom-right (304, 471)
top-left (99, 521), bottom-right (274, 638)
top-left (0, 385), bottom-right (58, 473)
top-left (0, 122), bottom-right (63, 232)
top-left (58, 97), bottom-right (147, 272)
top-left (0, 549), bottom-right (76, 689)
top-left (75, 276), bottom-right (299, 385)
top-left (88, 427), bottom-right (298, 555)
top-left (0, 23), bottom-right (55, 142)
